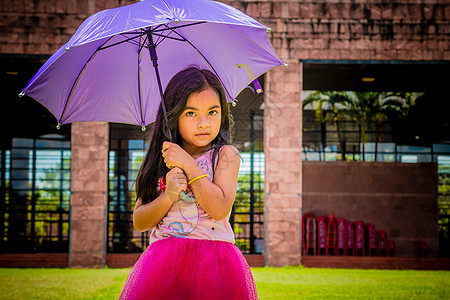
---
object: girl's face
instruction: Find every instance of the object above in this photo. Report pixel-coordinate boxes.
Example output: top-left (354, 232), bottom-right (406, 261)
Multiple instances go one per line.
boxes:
top-left (178, 86), bottom-right (222, 155)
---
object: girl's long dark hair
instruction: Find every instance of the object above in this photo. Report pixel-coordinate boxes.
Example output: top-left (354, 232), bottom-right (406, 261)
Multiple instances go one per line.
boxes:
top-left (135, 66), bottom-right (234, 204)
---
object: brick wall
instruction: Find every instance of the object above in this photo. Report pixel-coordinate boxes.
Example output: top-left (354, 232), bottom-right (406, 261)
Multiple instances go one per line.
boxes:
top-left (0, 0), bottom-right (135, 55)
top-left (264, 62), bottom-right (303, 267)
top-left (0, 253), bottom-right (69, 268)
top-left (223, 0), bottom-right (450, 61)
top-left (70, 122), bottom-right (109, 268)
top-left (303, 161), bottom-right (439, 257)
top-left (3, 1), bottom-right (448, 59)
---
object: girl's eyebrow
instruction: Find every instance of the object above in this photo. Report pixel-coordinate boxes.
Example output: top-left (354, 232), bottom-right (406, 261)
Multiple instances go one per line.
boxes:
top-left (184, 105), bottom-right (221, 111)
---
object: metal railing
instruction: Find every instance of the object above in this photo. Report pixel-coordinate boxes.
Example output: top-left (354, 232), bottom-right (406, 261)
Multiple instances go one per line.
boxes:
top-left (0, 136), bottom-right (71, 253)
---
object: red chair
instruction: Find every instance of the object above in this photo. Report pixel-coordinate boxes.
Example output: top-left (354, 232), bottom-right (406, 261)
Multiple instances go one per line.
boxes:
top-left (326, 214), bottom-right (336, 223)
top-left (419, 239), bottom-right (429, 257)
top-left (346, 221), bottom-right (355, 256)
top-left (366, 223), bottom-right (377, 256)
top-left (301, 214), bottom-right (305, 255)
top-left (354, 220), bottom-right (365, 256)
top-left (304, 213), bottom-right (314, 219)
top-left (326, 214), bottom-right (337, 255)
top-left (377, 230), bottom-right (387, 256)
top-left (305, 214), bottom-right (316, 255)
top-left (317, 216), bottom-right (327, 255)
top-left (387, 239), bottom-right (396, 257)
top-left (337, 218), bottom-right (347, 256)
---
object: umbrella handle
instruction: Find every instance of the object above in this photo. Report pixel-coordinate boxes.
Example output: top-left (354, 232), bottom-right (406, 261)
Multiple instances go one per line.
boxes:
top-left (179, 191), bottom-right (196, 202)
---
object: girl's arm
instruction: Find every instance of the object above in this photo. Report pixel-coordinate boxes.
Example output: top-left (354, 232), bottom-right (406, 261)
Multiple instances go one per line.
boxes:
top-left (133, 194), bottom-right (172, 232)
top-left (186, 145), bottom-right (240, 221)
top-left (133, 167), bottom-right (187, 232)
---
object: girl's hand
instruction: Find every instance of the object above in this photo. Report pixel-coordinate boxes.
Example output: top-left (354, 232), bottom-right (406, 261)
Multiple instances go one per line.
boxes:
top-left (165, 167), bottom-right (187, 203)
top-left (162, 141), bottom-right (194, 170)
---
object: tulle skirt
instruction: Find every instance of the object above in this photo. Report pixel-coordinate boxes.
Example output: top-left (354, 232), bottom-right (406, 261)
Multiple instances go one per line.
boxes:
top-left (119, 238), bottom-right (258, 300)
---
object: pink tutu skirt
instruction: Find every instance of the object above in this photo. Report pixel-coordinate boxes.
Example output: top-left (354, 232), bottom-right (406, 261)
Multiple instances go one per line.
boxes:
top-left (119, 238), bottom-right (258, 300)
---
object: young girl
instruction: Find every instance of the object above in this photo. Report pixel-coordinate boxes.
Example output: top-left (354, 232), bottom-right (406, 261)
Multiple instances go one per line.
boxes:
top-left (119, 67), bottom-right (258, 300)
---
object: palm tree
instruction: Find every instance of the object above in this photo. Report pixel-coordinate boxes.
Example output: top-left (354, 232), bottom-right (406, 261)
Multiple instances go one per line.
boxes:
top-left (345, 92), bottom-right (415, 161)
top-left (303, 91), bottom-right (352, 160)
top-left (304, 91), bottom-right (416, 161)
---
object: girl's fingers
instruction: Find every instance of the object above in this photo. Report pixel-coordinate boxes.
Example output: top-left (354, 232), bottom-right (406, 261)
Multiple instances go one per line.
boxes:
top-left (161, 143), bottom-right (168, 155)
top-left (169, 167), bottom-right (183, 174)
top-left (166, 170), bottom-right (187, 193)
top-left (167, 168), bottom-right (186, 183)
top-left (176, 178), bottom-right (187, 190)
top-left (161, 146), bottom-right (173, 163)
top-left (174, 173), bottom-right (186, 184)
top-left (163, 143), bottom-right (186, 171)
top-left (164, 158), bottom-right (170, 168)
top-left (162, 147), bottom-right (169, 157)
top-left (162, 141), bottom-right (169, 152)
top-left (162, 141), bottom-right (177, 153)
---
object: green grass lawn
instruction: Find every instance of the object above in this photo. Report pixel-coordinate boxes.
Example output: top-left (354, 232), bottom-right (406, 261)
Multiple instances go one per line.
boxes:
top-left (0, 266), bottom-right (449, 299)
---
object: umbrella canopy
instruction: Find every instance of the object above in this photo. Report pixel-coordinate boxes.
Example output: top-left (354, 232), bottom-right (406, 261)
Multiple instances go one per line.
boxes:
top-left (20, 0), bottom-right (285, 130)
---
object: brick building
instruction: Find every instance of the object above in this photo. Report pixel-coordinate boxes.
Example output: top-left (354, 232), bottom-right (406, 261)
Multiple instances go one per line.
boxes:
top-left (1, 0), bottom-right (449, 268)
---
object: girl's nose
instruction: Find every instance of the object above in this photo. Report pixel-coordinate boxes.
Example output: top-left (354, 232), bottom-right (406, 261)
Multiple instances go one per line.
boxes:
top-left (197, 117), bottom-right (209, 129)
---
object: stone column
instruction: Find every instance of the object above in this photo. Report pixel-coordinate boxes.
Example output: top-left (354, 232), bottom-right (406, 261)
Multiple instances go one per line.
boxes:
top-left (264, 62), bottom-right (303, 267)
top-left (70, 122), bottom-right (109, 268)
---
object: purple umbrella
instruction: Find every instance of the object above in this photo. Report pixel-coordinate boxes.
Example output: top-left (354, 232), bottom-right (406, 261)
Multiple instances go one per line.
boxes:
top-left (20, 0), bottom-right (285, 132)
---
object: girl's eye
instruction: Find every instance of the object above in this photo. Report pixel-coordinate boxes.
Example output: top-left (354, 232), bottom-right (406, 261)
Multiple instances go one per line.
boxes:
top-left (186, 111), bottom-right (196, 117)
top-left (209, 110), bottom-right (219, 116)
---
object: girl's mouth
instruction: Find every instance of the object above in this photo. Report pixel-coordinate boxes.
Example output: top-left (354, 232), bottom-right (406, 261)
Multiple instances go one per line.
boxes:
top-left (196, 133), bottom-right (209, 137)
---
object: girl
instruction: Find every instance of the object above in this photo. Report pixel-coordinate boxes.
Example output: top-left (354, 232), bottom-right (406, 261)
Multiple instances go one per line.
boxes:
top-left (119, 67), bottom-right (258, 300)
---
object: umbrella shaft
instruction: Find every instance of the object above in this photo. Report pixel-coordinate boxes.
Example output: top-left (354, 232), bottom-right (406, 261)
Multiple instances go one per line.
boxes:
top-left (146, 29), bottom-right (173, 142)
top-left (153, 63), bottom-right (172, 140)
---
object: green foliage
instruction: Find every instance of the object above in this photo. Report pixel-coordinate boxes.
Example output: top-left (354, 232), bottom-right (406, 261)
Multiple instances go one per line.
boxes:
top-left (303, 91), bottom-right (352, 125)
top-left (235, 173), bottom-right (264, 213)
top-left (439, 165), bottom-right (450, 196)
top-left (344, 91), bottom-right (415, 145)
top-left (303, 91), bottom-right (418, 160)
top-left (235, 238), bottom-right (250, 250)
top-left (303, 91), bottom-right (352, 160)
top-left (438, 167), bottom-right (450, 240)
top-left (36, 161), bottom-right (70, 211)
top-left (24, 159), bottom-right (71, 247)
